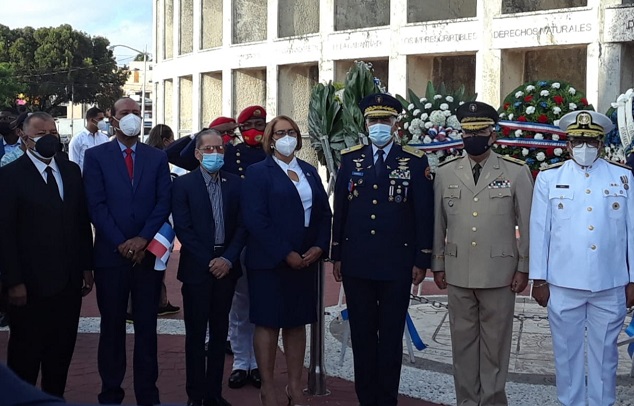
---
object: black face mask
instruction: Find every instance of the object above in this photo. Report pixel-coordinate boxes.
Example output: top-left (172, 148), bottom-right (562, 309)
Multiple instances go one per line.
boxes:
top-left (462, 135), bottom-right (492, 156)
top-left (32, 134), bottom-right (61, 159)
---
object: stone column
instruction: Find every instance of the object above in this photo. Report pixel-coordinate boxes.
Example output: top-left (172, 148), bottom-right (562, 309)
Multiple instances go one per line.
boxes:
top-left (475, 0), bottom-right (503, 105)
top-left (388, 0), bottom-right (407, 96)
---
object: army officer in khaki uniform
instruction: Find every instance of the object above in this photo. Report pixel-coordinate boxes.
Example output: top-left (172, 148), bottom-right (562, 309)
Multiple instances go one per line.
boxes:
top-left (432, 101), bottom-right (533, 406)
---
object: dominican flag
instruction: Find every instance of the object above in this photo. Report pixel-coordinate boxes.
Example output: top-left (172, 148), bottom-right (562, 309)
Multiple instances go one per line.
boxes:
top-left (147, 222), bottom-right (176, 271)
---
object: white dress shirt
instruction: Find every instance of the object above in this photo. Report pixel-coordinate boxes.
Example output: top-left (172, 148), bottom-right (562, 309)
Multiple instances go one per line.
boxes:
top-left (26, 150), bottom-right (64, 200)
top-left (68, 128), bottom-right (109, 171)
top-left (371, 141), bottom-right (393, 164)
top-left (273, 156), bottom-right (313, 227)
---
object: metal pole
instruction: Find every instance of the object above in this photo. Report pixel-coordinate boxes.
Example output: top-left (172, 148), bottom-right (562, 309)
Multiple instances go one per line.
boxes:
top-left (141, 46), bottom-right (147, 136)
top-left (306, 260), bottom-right (330, 396)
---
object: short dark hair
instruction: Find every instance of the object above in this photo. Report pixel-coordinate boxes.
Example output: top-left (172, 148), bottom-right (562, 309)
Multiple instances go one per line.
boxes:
top-left (23, 112), bottom-right (54, 132)
top-left (86, 107), bottom-right (104, 120)
top-left (195, 129), bottom-right (222, 149)
top-left (263, 115), bottom-right (302, 155)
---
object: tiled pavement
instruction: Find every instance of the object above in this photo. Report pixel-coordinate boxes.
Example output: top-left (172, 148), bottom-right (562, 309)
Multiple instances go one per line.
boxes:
top-left (0, 247), bottom-right (443, 406)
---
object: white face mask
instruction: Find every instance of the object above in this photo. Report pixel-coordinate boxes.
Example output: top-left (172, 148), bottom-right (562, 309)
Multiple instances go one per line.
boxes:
top-left (97, 120), bottom-right (109, 133)
top-left (117, 114), bottom-right (142, 137)
top-left (274, 135), bottom-right (298, 157)
top-left (572, 143), bottom-right (599, 167)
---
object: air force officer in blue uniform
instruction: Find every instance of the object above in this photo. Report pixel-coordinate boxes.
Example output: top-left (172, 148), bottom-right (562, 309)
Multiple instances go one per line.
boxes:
top-left (530, 111), bottom-right (634, 406)
top-left (331, 94), bottom-right (434, 406)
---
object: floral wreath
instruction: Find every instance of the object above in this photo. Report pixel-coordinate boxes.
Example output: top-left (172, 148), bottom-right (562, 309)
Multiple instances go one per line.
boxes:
top-left (493, 80), bottom-right (594, 177)
top-left (396, 82), bottom-right (475, 172)
top-left (604, 88), bottom-right (634, 164)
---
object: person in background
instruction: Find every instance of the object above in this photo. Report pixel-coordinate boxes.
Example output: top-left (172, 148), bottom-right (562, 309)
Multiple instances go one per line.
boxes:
top-left (172, 129), bottom-right (246, 406)
top-left (530, 110), bottom-right (634, 406)
top-left (209, 117), bottom-right (240, 146)
top-left (226, 106), bottom-right (268, 390)
top-left (143, 123), bottom-right (182, 316)
top-left (331, 93), bottom-right (434, 406)
top-left (68, 107), bottom-right (108, 172)
top-left (242, 115), bottom-right (331, 406)
top-left (83, 97), bottom-right (171, 406)
top-left (0, 112), bottom-right (94, 398)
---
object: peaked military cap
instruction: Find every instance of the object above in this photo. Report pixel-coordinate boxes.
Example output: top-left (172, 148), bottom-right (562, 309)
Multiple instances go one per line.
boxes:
top-left (359, 93), bottom-right (402, 118)
top-left (456, 101), bottom-right (499, 131)
top-left (558, 110), bottom-right (614, 139)
top-left (237, 106), bottom-right (267, 124)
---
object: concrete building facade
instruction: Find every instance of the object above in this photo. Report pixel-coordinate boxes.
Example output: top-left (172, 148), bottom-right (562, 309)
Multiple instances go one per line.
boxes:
top-left (152, 0), bottom-right (634, 138)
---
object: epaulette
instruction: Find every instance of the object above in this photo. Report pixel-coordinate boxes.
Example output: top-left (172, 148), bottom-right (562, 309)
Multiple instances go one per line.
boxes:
top-left (341, 144), bottom-right (363, 155)
top-left (607, 160), bottom-right (632, 171)
top-left (402, 145), bottom-right (425, 158)
top-left (541, 161), bottom-right (565, 171)
top-left (438, 155), bottom-right (462, 167)
top-left (501, 155), bottom-right (527, 165)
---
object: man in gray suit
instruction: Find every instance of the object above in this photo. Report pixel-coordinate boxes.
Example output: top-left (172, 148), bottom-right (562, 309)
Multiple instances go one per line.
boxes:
top-left (432, 101), bottom-right (533, 406)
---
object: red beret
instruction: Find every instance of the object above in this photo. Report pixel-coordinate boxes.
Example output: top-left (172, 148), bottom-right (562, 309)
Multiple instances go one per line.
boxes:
top-left (237, 106), bottom-right (266, 124)
top-left (209, 116), bottom-right (236, 128)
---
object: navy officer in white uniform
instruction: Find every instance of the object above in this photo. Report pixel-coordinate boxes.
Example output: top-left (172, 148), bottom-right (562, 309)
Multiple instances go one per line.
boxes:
top-left (530, 110), bottom-right (634, 406)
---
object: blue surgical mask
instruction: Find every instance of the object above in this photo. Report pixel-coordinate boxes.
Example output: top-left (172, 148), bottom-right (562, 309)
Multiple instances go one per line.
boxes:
top-left (201, 153), bottom-right (224, 173)
top-left (368, 124), bottom-right (393, 147)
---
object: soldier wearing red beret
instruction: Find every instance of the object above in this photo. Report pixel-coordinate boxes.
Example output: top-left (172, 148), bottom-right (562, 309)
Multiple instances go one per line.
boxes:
top-left (209, 117), bottom-right (239, 145)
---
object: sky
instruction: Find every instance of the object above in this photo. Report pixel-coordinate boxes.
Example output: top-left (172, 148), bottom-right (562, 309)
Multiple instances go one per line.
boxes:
top-left (0, 0), bottom-right (153, 65)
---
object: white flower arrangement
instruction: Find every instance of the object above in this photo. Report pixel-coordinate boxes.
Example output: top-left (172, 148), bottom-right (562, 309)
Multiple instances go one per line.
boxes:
top-left (434, 94), bottom-right (443, 100)
top-left (443, 110), bottom-right (452, 117)
top-left (459, 101), bottom-right (465, 105)
top-left (554, 120), bottom-right (560, 127)
top-left (552, 134), bottom-right (560, 141)
top-left (515, 91), bottom-right (524, 98)
top-left (424, 103), bottom-right (433, 109)
top-left (539, 162), bottom-right (549, 170)
top-left (429, 110), bottom-right (446, 126)
top-left (569, 87), bottom-right (576, 95)
top-left (522, 148), bottom-right (529, 157)
top-left (540, 90), bottom-right (550, 97)
top-left (440, 103), bottom-right (449, 111)
top-left (420, 113), bottom-right (429, 121)
top-left (526, 106), bottom-right (536, 114)
top-left (554, 148), bottom-right (563, 156)
top-left (408, 103), bottom-right (415, 111)
top-left (403, 122), bottom-right (409, 130)
top-left (508, 113), bottom-right (514, 120)
top-left (536, 152), bottom-right (546, 161)
top-left (534, 133), bottom-right (544, 140)
top-left (445, 96), bottom-right (454, 102)
top-left (419, 97), bottom-right (427, 103)
top-left (552, 82), bottom-right (561, 89)
top-left (515, 129), bottom-right (523, 137)
top-left (526, 85), bottom-right (535, 92)
top-left (553, 106), bottom-right (562, 115)
top-left (413, 109), bottom-right (421, 116)
top-left (569, 103), bottom-right (577, 110)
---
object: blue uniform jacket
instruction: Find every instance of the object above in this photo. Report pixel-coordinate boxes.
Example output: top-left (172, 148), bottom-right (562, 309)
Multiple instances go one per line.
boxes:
top-left (83, 140), bottom-right (172, 268)
top-left (223, 142), bottom-right (267, 178)
top-left (172, 169), bottom-right (247, 283)
top-left (242, 155), bottom-right (332, 270)
top-left (331, 144), bottom-right (434, 280)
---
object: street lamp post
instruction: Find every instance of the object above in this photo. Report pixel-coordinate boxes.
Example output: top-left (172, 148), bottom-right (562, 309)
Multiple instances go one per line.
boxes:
top-left (108, 44), bottom-right (148, 132)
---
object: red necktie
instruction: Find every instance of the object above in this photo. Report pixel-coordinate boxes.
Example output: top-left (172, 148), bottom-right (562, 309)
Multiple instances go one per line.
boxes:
top-left (125, 148), bottom-right (134, 180)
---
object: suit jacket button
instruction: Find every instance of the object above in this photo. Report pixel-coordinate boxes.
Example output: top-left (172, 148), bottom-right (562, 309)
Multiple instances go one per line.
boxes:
top-left (241, 175), bottom-right (245, 179)
top-left (472, 227), bottom-right (477, 232)
top-left (473, 197), bottom-right (479, 202)
top-left (371, 230), bottom-right (376, 235)
top-left (239, 167), bottom-right (243, 172)
top-left (471, 241), bottom-right (477, 246)
top-left (372, 199), bottom-right (378, 205)
top-left (473, 212), bottom-right (478, 217)
top-left (373, 184), bottom-right (378, 190)
top-left (370, 215), bottom-right (376, 220)
top-left (236, 160), bottom-right (241, 164)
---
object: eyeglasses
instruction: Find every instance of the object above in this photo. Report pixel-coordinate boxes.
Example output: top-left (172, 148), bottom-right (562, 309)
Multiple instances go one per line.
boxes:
top-left (570, 138), bottom-right (601, 148)
top-left (241, 120), bottom-right (266, 131)
top-left (197, 145), bottom-right (225, 153)
top-left (273, 129), bottom-right (298, 138)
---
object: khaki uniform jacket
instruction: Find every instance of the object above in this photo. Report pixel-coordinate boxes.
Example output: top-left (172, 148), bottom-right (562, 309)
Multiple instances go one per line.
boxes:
top-left (432, 152), bottom-right (533, 288)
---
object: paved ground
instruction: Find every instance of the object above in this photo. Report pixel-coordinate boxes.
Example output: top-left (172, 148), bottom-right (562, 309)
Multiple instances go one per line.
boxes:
top-left (0, 247), bottom-right (443, 406)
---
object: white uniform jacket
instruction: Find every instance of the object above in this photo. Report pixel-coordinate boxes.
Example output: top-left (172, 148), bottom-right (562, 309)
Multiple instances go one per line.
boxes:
top-left (529, 158), bottom-right (634, 291)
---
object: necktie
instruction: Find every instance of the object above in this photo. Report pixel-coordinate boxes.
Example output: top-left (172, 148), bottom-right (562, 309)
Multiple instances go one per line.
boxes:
top-left (473, 163), bottom-right (481, 184)
top-left (375, 149), bottom-right (386, 178)
top-left (45, 166), bottom-right (61, 201)
top-left (125, 148), bottom-right (134, 180)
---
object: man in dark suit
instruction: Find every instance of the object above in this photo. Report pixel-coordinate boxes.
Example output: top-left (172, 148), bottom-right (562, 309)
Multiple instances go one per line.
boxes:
top-left (0, 112), bottom-right (94, 398)
top-left (172, 129), bottom-right (246, 406)
top-left (331, 94), bottom-right (434, 406)
top-left (83, 97), bottom-right (172, 405)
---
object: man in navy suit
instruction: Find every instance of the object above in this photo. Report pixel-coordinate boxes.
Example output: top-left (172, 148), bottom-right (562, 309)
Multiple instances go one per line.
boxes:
top-left (331, 94), bottom-right (434, 406)
top-left (172, 129), bottom-right (246, 406)
top-left (83, 97), bottom-right (172, 406)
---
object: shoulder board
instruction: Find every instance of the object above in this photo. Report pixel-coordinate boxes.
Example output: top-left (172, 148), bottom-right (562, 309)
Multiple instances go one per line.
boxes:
top-left (607, 160), bottom-right (632, 171)
top-left (500, 155), bottom-right (527, 166)
top-left (541, 161), bottom-right (565, 171)
top-left (341, 144), bottom-right (364, 155)
top-left (438, 155), bottom-right (462, 167)
top-left (402, 145), bottom-right (425, 158)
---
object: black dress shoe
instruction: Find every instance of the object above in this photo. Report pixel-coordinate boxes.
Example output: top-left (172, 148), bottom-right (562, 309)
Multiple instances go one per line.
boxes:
top-left (204, 397), bottom-right (231, 406)
top-left (224, 340), bottom-right (233, 355)
top-left (228, 369), bottom-right (248, 389)
top-left (187, 399), bottom-right (203, 406)
top-left (249, 368), bottom-right (262, 388)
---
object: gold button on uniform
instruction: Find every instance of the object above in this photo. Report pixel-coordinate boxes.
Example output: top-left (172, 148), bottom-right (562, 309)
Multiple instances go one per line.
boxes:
top-left (473, 212), bottom-right (478, 217)
top-left (473, 197), bottom-right (479, 202)
top-left (240, 175), bottom-right (245, 179)
top-left (371, 230), bottom-right (376, 235)
top-left (588, 225), bottom-right (594, 231)
top-left (373, 184), bottom-right (378, 190)
top-left (238, 167), bottom-right (243, 172)
top-left (372, 200), bottom-right (378, 205)
top-left (587, 207), bottom-right (592, 212)
top-left (370, 215), bottom-right (376, 220)
top-left (236, 160), bottom-right (241, 164)
top-left (586, 189), bottom-right (591, 194)
top-left (471, 241), bottom-right (477, 246)
top-left (236, 152), bottom-right (241, 157)
top-left (585, 173), bottom-right (590, 178)
top-left (472, 227), bottom-right (477, 232)
top-left (590, 244), bottom-right (597, 250)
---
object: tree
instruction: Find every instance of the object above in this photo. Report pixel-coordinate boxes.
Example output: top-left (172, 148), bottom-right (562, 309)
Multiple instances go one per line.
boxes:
top-left (0, 24), bottom-right (128, 112)
top-left (134, 52), bottom-right (152, 62)
top-left (0, 63), bottom-right (26, 107)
